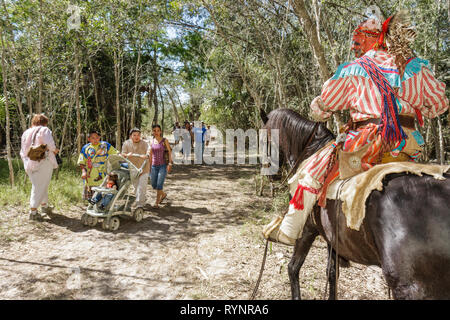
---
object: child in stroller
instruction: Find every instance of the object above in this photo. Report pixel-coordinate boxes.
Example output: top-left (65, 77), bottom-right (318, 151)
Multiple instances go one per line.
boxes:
top-left (81, 154), bottom-right (147, 231)
top-left (88, 173), bottom-right (118, 210)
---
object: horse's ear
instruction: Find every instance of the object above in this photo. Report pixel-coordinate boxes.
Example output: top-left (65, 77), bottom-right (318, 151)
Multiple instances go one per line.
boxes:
top-left (260, 108), bottom-right (269, 125)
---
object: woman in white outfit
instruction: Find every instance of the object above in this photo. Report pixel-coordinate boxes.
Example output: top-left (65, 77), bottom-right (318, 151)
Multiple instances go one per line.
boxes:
top-left (20, 114), bottom-right (59, 220)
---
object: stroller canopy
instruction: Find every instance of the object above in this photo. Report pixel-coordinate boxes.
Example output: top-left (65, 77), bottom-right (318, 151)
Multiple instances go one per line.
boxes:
top-left (106, 154), bottom-right (142, 182)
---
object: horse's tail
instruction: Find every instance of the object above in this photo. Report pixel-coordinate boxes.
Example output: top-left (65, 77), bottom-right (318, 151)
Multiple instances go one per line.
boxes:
top-left (260, 108), bottom-right (269, 125)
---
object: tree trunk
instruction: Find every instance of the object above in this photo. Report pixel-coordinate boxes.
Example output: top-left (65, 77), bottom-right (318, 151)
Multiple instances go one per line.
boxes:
top-left (437, 116), bottom-right (445, 164)
top-left (158, 84), bottom-right (165, 136)
top-left (59, 94), bottom-right (74, 156)
top-left (1, 29), bottom-right (14, 186)
top-left (131, 45), bottom-right (142, 128)
top-left (430, 118), bottom-right (440, 162)
top-left (74, 42), bottom-right (82, 155)
top-left (1, 0), bottom-right (27, 131)
top-left (172, 87), bottom-right (186, 118)
top-left (11, 68), bottom-right (27, 132)
top-left (114, 50), bottom-right (121, 147)
top-left (291, 0), bottom-right (330, 81)
top-left (88, 56), bottom-right (103, 136)
top-left (165, 87), bottom-right (180, 123)
top-left (37, 0), bottom-right (43, 114)
top-left (136, 90), bottom-right (142, 126)
top-left (152, 76), bottom-right (159, 125)
top-left (291, 0), bottom-right (342, 130)
top-left (203, 1), bottom-right (263, 110)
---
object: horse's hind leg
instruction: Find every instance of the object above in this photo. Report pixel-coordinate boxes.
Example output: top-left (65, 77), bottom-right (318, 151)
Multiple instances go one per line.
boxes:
top-left (288, 221), bottom-right (318, 300)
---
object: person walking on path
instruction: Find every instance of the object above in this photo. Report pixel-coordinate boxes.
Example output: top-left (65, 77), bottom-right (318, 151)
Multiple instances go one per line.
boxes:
top-left (77, 130), bottom-right (118, 201)
top-left (149, 124), bottom-right (173, 208)
top-left (20, 114), bottom-right (59, 220)
top-left (121, 128), bottom-right (150, 209)
top-left (181, 121), bottom-right (192, 162)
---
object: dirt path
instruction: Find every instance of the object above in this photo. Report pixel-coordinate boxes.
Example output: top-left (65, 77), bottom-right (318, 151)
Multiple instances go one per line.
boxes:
top-left (0, 143), bottom-right (389, 300)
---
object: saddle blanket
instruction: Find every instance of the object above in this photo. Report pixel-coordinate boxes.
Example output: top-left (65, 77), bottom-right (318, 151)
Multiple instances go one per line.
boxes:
top-left (325, 162), bottom-right (450, 231)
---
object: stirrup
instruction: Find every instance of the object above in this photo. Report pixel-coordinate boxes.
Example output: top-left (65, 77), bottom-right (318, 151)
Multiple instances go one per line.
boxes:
top-left (263, 216), bottom-right (296, 246)
top-left (262, 215), bottom-right (283, 239)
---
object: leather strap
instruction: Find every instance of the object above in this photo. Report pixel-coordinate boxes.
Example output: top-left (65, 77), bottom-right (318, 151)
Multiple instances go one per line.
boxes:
top-left (352, 115), bottom-right (415, 130)
top-left (31, 126), bottom-right (42, 146)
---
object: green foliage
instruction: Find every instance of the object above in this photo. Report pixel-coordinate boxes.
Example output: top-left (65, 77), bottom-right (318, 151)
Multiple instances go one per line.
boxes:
top-left (0, 158), bottom-right (83, 208)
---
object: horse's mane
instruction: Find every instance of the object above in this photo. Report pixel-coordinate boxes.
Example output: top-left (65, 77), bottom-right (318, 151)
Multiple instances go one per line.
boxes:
top-left (264, 108), bottom-right (335, 166)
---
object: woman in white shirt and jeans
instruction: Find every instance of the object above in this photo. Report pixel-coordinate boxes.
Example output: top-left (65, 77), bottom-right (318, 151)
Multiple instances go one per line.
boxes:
top-left (20, 114), bottom-right (59, 220)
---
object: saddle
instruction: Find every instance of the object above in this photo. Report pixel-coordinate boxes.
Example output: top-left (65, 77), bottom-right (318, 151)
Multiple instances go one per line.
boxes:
top-left (325, 162), bottom-right (450, 231)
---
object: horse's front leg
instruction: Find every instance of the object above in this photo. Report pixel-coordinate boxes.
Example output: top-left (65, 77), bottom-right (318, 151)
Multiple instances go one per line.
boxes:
top-left (288, 219), bottom-right (319, 300)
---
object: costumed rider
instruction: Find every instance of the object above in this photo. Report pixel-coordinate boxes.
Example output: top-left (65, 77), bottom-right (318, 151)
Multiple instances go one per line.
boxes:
top-left (263, 7), bottom-right (449, 246)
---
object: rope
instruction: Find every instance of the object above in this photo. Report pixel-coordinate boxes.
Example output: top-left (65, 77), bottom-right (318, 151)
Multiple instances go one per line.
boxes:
top-left (249, 239), bottom-right (269, 300)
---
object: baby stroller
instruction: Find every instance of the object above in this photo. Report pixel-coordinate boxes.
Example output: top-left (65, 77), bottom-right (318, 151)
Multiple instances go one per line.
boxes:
top-left (81, 154), bottom-right (148, 231)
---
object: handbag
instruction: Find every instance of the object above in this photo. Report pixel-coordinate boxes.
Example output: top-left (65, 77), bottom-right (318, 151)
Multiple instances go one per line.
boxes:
top-left (163, 138), bottom-right (170, 165)
top-left (27, 127), bottom-right (47, 161)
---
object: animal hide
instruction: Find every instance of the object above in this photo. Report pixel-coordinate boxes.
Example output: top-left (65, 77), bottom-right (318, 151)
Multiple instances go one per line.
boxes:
top-left (326, 162), bottom-right (450, 230)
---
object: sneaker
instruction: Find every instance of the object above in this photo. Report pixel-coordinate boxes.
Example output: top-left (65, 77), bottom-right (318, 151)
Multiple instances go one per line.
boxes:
top-left (29, 211), bottom-right (43, 221)
top-left (41, 205), bottom-right (54, 215)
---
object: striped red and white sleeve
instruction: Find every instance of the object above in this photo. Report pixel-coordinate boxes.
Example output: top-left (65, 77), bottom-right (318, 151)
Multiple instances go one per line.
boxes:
top-left (420, 67), bottom-right (449, 118)
top-left (310, 76), bottom-right (354, 120)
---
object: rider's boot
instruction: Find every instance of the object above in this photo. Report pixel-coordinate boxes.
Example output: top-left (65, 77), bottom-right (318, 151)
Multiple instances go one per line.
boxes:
top-left (263, 177), bottom-right (320, 246)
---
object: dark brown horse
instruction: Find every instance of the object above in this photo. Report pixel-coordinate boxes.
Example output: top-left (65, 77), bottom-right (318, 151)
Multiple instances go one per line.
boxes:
top-left (261, 108), bottom-right (450, 299)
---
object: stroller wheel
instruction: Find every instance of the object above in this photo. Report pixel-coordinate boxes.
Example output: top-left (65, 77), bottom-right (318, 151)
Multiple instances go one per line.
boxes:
top-left (87, 216), bottom-right (98, 227)
top-left (133, 208), bottom-right (144, 222)
top-left (81, 213), bottom-right (89, 226)
top-left (102, 219), bottom-right (109, 230)
top-left (109, 217), bottom-right (120, 231)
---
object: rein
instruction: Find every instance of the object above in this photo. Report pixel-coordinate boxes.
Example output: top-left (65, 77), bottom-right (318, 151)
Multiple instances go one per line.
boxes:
top-left (249, 239), bottom-right (269, 300)
top-left (273, 122), bottom-right (320, 190)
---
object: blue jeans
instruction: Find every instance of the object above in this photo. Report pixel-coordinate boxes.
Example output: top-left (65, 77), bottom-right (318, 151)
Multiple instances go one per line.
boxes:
top-left (93, 192), bottom-right (114, 207)
top-left (150, 164), bottom-right (167, 190)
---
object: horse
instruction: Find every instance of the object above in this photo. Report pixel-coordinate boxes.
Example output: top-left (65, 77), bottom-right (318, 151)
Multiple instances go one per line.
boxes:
top-left (261, 108), bottom-right (450, 300)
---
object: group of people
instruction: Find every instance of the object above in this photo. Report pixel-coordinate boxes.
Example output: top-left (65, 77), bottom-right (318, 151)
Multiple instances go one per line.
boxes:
top-left (78, 125), bottom-right (173, 211)
top-left (20, 120), bottom-right (174, 220)
top-left (173, 121), bottom-right (211, 161)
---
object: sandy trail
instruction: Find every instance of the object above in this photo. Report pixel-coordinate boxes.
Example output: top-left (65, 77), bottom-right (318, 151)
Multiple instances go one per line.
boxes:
top-left (0, 142), bottom-right (388, 300)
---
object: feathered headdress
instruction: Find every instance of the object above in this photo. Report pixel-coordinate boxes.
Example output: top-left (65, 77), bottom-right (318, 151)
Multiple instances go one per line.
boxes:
top-left (382, 10), bottom-right (423, 126)
top-left (384, 10), bottom-right (416, 61)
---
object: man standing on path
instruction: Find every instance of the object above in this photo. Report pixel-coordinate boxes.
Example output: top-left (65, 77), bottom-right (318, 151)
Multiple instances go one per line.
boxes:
top-left (78, 130), bottom-right (118, 201)
top-left (121, 128), bottom-right (150, 209)
top-left (193, 121), bottom-right (207, 164)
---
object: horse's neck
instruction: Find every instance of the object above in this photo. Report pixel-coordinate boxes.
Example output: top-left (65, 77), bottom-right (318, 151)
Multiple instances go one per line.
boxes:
top-left (298, 122), bottom-right (334, 160)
